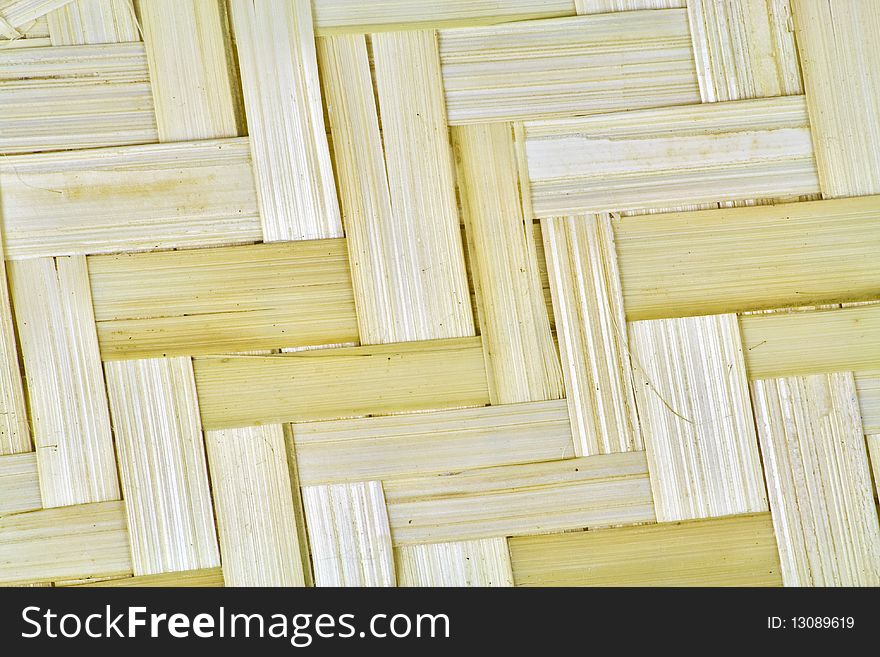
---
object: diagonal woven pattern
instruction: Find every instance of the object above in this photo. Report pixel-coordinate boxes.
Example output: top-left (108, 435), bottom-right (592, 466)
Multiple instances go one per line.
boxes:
top-left (1, 0), bottom-right (879, 587)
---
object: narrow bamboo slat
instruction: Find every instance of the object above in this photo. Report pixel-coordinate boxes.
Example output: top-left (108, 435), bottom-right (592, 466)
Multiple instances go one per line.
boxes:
top-left (194, 337), bottom-right (489, 430)
top-left (47, 0), bottom-right (138, 45)
top-left (575, 0), bottom-right (684, 12)
top-left (868, 436), bottom-right (880, 500)
top-left (439, 10), bottom-right (699, 124)
top-left (0, 0), bottom-right (72, 34)
top-left (0, 14), bottom-right (48, 44)
top-left (229, 0), bottom-right (341, 242)
top-left (9, 256), bottom-right (119, 509)
top-left (0, 43), bottom-right (157, 154)
top-left (629, 314), bottom-right (767, 522)
top-left (384, 452), bottom-right (655, 545)
top-left (0, 248), bottom-right (29, 456)
top-left (396, 538), bottom-right (514, 587)
top-left (72, 567), bottom-right (224, 587)
top-left (509, 513), bottom-right (782, 586)
top-left (856, 372), bottom-right (880, 434)
top-left (0, 500), bottom-right (132, 585)
top-left (523, 95), bottom-right (819, 217)
top-left (302, 481), bottom-right (395, 587)
top-left (752, 372), bottom-right (880, 586)
top-left (294, 399), bottom-right (574, 486)
top-left (206, 425), bottom-right (306, 587)
top-left (89, 240), bottom-right (358, 360)
top-left (617, 195), bottom-right (880, 320)
top-left (0, 138), bottom-right (261, 259)
top-left (542, 215), bottom-right (642, 456)
top-left (452, 123), bottom-right (562, 404)
top-left (792, 0), bottom-right (880, 198)
top-left (0, 452), bottom-right (41, 516)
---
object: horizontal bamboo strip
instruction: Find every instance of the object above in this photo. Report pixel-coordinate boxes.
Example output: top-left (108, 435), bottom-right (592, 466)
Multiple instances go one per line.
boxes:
top-left (72, 567), bottom-right (224, 587)
top-left (396, 538), bottom-right (513, 587)
top-left (0, 253), bottom-right (28, 456)
top-left (741, 304), bottom-right (880, 379)
top-left (576, 0), bottom-right (684, 12)
top-left (294, 399), bottom-right (574, 486)
top-left (194, 337), bottom-right (489, 430)
top-left (856, 372), bottom-right (880, 434)
top-left (439, 11), bottom-right (699, 124)
top-left (509, 512), bottom-right (782, 586)
top-left (206, 425), bottom-right (305, 587)
top-left (792, 0), bottom-right (880, 197)
top-left (384, 452), bottom-right (655, 545)
top-left (9, 256), bottom-right (119, 508)
top-left (47, 0), bottom-right (138, 45)
top-left (752, 372), bottom-right (880, 586)
top-left (302, 481), bottom-right (395, 587)
top-left (0, 452), bottom-right (41, 516)
top-left (617, 195), bottom-right (880, 320)
top-left (0, 138), bottom-right (261, 259)
top-left (89, 240), bottom-right (358, 360)
top-left (630, 314), bottom-right (767, 522)
top-left (0, 43), bottom-right (157, 154)
top-left (0, 500), bottom-right (132, 585)
top-left (523, 95), bottom-right (819, 217)
top-left (0, 0), bottom-right (71, 32)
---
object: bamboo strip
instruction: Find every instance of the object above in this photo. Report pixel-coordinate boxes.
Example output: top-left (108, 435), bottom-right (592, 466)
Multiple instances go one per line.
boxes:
top-left (792, 0), bottom-right (880, 198)
top-left (629, 314), bottom-right (767, 521)
top-left (396, 538), bottom-right (513, 587)
top-left (0, 138), bottom-right (261, 259)
top-left (741, 304), bottom-right (880, 379)
top-left (0, 247), bottom-right (28, 456)
top-left (72, 567), bottom-right (224, 587)
top-left (194, 337), bottom-right (489, 430)
top-left (509, 513), bottom-right (782, 586)
top-left (206, 425), bottom-right (305, 587)
top-left (294, 399), bottom-right (574, 486)
top-left (617, 195), bottom-right (880, 320)
top-left (0, 0), bottom-right (72, 31)
top-left (89, 240), bottom-right (358, 359)
top-left (384, 452), bottom-right (655, 545)
top-left (302, 481), bottom-right (395, 587)
top-left (229, 0), bottom-right (341, 242)
top-left (0, 500), bottom-right (132, 585)
top-left (138, 0), bottom-right (242, 142)
top-left (575, 0), bottom-right (684, 12)
top-left (0, 452), bottom-right (41, 516)
top-left (868, 436), bottom-right (880, 500)
top-left (0, 43), bottom-right (157, 154)
top-left (47, 0), bottom-right (138, 45)
top-left (8, 256), bottom-right (119, 508)
top-left (0, 15), bottom-right (48, 45)
top-left (439, 11), bottom-right (699, 124)
top-left (523, 95), bottom-right (819, 217)
top-left (856, 372), bottom-right (880, 434)
top-left (105, 357), bottom-right (219, 576)
top-left (752, 372), bottom-right (880, 586)
top-left (542, 215), bottom-right (642, 456)
top-left (452, 123), bottom-right (562, 404)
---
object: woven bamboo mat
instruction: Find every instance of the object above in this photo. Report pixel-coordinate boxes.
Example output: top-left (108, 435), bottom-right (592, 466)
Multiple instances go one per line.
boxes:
top-left (0, 0), bottom-right (878, 588)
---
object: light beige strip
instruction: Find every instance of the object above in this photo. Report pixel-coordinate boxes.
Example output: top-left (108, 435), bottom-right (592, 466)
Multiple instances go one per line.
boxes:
top-left (72, 567), bottom-right (224, 587)
top-left (0, 452), bottom-right (41, 516)
top-left (47, 0), bottom-right (138, 45)
top-left (396, 538), bottom-right (513, 587)
top-left (868, 436), bottom-right (880, 500)
top-left (0, 248), bottom-right (29, 456)
top-left (9, 256), bottom-right (119, 508)
top-left (0, 13), bottom-right (47, 43)
top-left (0, 0), bottom-right (73, 30)
top-left (752, 372), bottom-right (880, 586)
top-left (856, 371), bottom-right (880, 434)
top-left (575, 0), bottom-right (684, 12)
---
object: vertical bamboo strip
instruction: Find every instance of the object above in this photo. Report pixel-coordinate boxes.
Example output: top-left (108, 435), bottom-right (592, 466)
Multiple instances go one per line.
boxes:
top-left (396, 539), bottom-right (514, 587)
top-left (9, 256), bottom-right (119, 508)
top-left (0, 248), bottom-right (29, 456)
top-left (47, 0), bottom-right (138, 45)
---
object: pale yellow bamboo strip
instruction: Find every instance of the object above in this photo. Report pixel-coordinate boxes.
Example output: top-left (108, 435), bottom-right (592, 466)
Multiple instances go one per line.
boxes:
top-left (0, 138), bottom-right (261, 259)
top-left (452, 123), bottom-right (562, 404)
top-left (629, 314), bottom-right (767, 522)
top-left (0, 452), bottom-right (40, 516)
top-left (509, 512), bottom-right (782, 586)
top-left (194, 337), bottom-right (489, 430)
top-left (104, 357), bottom-right (219, 576)
top-left (89, 240), bottom-right (358, 360)
top-left (47, 0), bottom-right (137, 45)
top-left (868, 436), bottom-right (880, 500)
top-left (616, 195), bottom-right (880, 320)
top-left (523, 95), bottom-right (819, 217)
top-left (385, 452), bottom-right (655, 545)
top-left (206, 425), bottom-right (305, 587)
top-left (0, 0), bottom-right (72, 31)
top-left (72, 567), bottom-right (224, 587)
top-left (752, 372), bottom-right (880, 586)
top-left (0, 500), bottom-right (131, 585)
top-left (0, 246), bottom-right (28, 456)
top-left (293, 399), bottom-right (574, 486)
top-left (856, 372), bottom-right (880, 434)
top-left (741, 304), bottom-right (880, 379)
top-left (542, 215), bottom-right (642, 456)
top-left (438, 11), bottom-right (699, 124)
top-left (229, 0), bottom-right (341, 242)
top-left (575, 0), bottom-right (684, 12)
top-left (138, 0), bottom-right (242, 142)
top-left (792, 0), bottom-right (880, 198)
top-left (302, 481), bottom-right (395, 586)
top-left (8, 256), bottom-right (118, 508)
top-left (687, 0), bottom-right (801, 103)
top-left (0, 14), bottom-right (47, 44)
top-left (396, 539), bottom-right (513, 587)
top-left (0, 43), bottom-right (157, 154)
